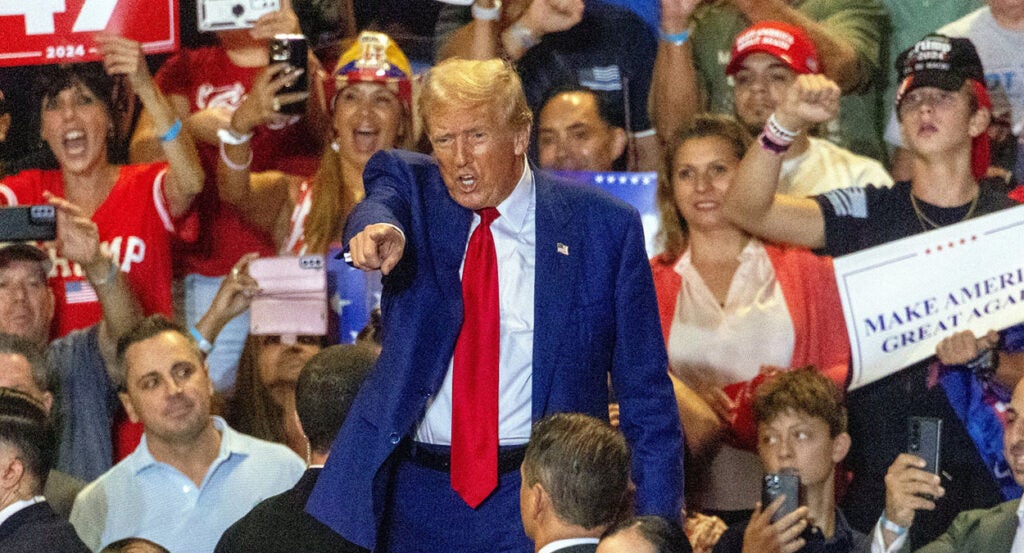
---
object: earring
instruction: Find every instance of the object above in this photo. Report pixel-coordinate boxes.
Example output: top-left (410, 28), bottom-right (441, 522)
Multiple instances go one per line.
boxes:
top-left (331, 140), bottom-right (340, 153)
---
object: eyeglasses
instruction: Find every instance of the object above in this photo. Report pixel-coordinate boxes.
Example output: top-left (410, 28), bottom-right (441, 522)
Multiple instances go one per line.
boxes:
top-left (899, 89), bottom-right (960, 115)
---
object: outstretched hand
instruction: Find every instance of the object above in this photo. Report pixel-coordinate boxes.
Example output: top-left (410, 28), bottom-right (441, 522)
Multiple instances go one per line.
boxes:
top-left (660, 0), bottom-right (702, 33)
top-left (231, 63), bottom-right (307, 133)
top-left (883, 453), bottom-right (943, 531)
top-left (45, 192), bottom-right (104, 271)
top-left (774, 74), bottom-right (841, 133)
top-left (935, 329), bottom-right (1000, 366)
top-left (209, 252), bottom-right (261, 323)
top-left (347, 223), bottom-right (406, 275)
top-left (95, 33), bottom-right (152, 91)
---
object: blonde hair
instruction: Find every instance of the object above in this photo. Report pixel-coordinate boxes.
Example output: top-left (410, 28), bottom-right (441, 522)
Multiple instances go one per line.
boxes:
top-left (418, 58), bottom-right (532, 135)
top-left (304, 92), bottom-right (415, 255)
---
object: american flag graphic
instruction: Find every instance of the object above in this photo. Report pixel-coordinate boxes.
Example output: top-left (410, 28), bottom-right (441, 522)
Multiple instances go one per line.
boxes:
top-left (65, 280), bottom-right (98, 304)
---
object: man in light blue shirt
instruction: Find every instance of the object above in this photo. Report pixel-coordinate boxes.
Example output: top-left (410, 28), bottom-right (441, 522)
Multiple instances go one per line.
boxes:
top-left (69, 316), bottom-right (304, 552)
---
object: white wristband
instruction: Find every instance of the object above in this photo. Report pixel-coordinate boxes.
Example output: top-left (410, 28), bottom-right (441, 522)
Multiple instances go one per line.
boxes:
top-left (217, 126), bottom-right (253, 146)
top-left (471, 0), bottom-right (501, 21)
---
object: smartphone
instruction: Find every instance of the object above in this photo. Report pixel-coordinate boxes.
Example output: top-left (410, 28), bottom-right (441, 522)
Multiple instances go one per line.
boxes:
top-left (0, 205), bottom-right (56, 241)
top-left (197, 0), bottom-right (281, 32)
top-left (908, 416), bottom-right (942, 477)
top-left (269, 34), bottom-right (308, 115)
top-left (248, 255), bottom-right (327, 336)
top-left (762, 470), bottom-right (800, 523)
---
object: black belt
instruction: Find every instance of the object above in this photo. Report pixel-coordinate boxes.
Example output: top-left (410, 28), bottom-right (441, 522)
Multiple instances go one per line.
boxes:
top-left (407, 442), bottom-right (527, 475)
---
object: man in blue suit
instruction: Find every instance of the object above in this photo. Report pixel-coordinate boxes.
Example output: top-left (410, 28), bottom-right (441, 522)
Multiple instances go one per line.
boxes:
top-left (307, 58), bottom-right (684, 552)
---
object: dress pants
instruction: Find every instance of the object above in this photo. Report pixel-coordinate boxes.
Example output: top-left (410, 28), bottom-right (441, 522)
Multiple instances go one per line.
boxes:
top-left (380, 444), bottom-right (532, 553)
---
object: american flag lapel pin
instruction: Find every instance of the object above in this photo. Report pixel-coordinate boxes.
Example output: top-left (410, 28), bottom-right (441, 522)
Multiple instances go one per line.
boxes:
top-left (557, 243), bottom-right (569, 256)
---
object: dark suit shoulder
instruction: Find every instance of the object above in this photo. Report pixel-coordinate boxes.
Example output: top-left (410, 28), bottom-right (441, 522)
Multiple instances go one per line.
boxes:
top-left (0, 502), bottom-right (90, 553)
top-left (215, 469), bottom-right (368, 553)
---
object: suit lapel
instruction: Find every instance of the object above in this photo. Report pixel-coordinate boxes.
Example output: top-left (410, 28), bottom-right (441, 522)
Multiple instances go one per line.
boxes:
top-left (425, 171), bottom-right (472, 316)
top-left (985, 500), bottom-right (1020, 550)
top-left (532, 173), bottom-right (581, 418)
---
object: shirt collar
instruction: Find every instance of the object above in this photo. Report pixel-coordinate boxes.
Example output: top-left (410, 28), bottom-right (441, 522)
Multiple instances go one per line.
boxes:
top-left (129, 416), bottom-right (249, 475)
top-left (493, 160), bottom-right (534, 232)
top-left (1016, 498), bottom-right (1024, 524)
top-left (0, 496), bottom-right (44, 528)
top-left (538, 537), bottom-right (600, 553)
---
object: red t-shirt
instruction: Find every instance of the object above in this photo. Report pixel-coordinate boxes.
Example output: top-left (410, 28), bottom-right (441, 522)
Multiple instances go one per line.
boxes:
top-left (156, 47), bottom-right (320, 276)
top-left (0, 163), bottom-right (181, 337)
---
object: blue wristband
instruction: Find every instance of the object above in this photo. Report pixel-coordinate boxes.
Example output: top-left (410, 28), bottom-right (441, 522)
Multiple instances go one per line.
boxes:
top-left (880, 513), bottom-right (907, 536)
top-left (160, 118), bottom-right (183, 142)
top-left (660, 28), bottom-right (690, 46)
top-left (189, 326), bottom-right (214, 355)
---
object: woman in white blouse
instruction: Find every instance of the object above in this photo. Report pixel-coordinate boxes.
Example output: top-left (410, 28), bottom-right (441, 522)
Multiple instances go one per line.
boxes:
top-left (650, 114), bottom-right (849, 522)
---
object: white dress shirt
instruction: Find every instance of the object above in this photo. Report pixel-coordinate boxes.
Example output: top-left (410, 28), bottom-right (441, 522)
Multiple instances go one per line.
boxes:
top-left (538, 537), bottom-right (600, 553)
top-left (416, 162), bottom-right (536, 446)
top-left (870, 501), bottom-right (1024, 552)
top-left (0, 496), bottom-right (45, 529)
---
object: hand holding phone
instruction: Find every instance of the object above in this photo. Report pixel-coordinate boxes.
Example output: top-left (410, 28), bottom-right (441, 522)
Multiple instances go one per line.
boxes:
top-left (761, 470), bottom-right (800, 523)
top-left (907, 417), bottom-right (942, 475)
top-left (0, 206), bottom-right (56, 242)
top-left (268, 34), bottom-right (308, 115)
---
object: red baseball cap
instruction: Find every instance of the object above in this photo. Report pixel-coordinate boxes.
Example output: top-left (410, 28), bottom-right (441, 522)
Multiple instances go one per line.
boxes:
top-left (725, 21), bottom-right (821, 76)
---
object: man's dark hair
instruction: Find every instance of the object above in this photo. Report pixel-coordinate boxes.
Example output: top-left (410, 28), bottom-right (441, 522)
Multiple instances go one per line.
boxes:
top-left (753, 367), bottom-right (847, 437)
top-left (296, 344), bottom-right (377, 454)
top-left (539, 83), bottom-right (626, 130)
top-left (521, 413), bottom-right (630, 530)
top-left (100, 537), bottom-right (171, 553)
top-left (602, 516), bottom-right (691, 553)
top-left (0, 333), bottom-right (51, 394)
top-left (115, 315), bottom-right (199, 388)
top-left (0, 387), bottom-right (55, 494)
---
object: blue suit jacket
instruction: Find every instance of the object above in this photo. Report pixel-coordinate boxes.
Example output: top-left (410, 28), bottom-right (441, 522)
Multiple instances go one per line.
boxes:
top-left (307, 150), bottom-right (684, 549)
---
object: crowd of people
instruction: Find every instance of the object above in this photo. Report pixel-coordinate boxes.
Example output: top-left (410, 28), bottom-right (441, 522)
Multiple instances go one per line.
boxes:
top-left (0, 0), bottom-right (1023, 551)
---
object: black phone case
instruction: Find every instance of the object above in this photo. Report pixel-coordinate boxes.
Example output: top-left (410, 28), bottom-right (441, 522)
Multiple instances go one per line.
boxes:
top-left (908, 416), bottom-right (942, 476)
top-left (269, 34), bottom-right (308, 114)
top-left (0, 205), bottom-right (56, 241)
top-left (762, 472), bottom-right (800, 523)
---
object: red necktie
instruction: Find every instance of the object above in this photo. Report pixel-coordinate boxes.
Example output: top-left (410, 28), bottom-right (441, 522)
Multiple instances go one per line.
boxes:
top-left (451, 207), bottom-right (500, 508)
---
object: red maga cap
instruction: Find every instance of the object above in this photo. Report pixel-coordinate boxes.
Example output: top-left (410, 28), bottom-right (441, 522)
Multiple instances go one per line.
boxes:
top-left (725, 21), bottom-right (821, 76)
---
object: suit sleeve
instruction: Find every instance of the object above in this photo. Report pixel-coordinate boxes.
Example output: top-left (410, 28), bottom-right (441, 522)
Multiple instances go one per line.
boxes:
top-left (342, 150), bottom-right (415, 245)
top-left (610, 208), bottom-right (685, 520)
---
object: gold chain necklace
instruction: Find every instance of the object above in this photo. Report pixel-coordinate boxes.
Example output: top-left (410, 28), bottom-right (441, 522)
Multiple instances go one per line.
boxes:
top-left (909, 188), bottom-right (980, 231)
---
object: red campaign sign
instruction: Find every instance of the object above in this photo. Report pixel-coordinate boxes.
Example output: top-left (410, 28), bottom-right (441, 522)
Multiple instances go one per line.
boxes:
top-left (0, 0), bottom-right (179, 67)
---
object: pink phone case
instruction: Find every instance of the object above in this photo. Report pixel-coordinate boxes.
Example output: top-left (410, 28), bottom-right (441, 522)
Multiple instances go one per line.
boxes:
top-left (248, 255), bottom-right (327, 336)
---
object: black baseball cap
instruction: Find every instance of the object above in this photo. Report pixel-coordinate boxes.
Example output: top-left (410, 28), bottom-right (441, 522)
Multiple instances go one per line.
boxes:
top-left (895, 34), bottom-right (985, 108)
top-left (0, 243), bottom-right (51, 276)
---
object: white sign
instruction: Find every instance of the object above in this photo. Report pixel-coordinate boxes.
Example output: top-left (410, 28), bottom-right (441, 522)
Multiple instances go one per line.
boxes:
top-left (834, 204), bottom-right (1024, 390)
